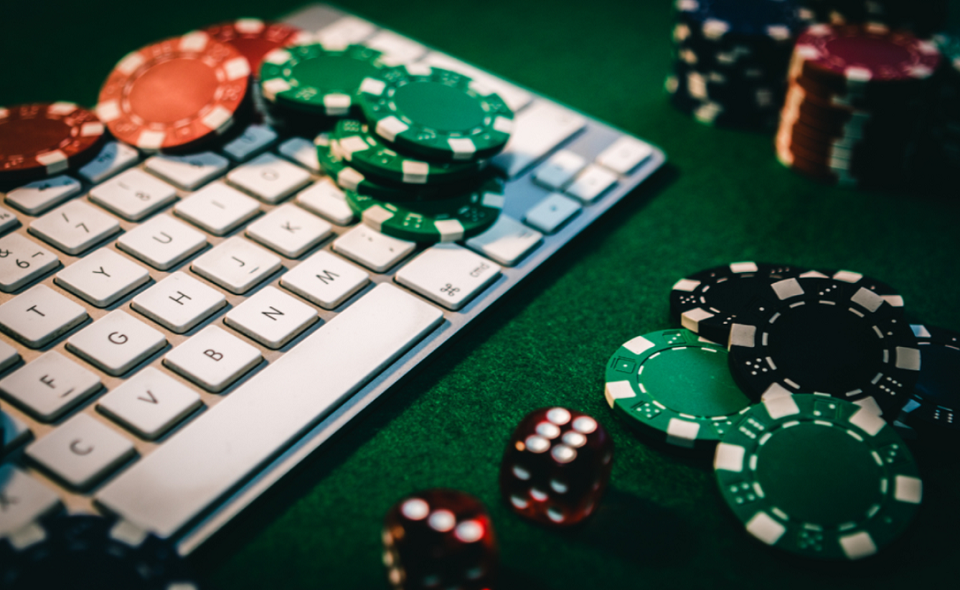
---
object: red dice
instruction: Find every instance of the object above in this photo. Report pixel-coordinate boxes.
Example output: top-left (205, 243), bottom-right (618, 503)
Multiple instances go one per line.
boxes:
top-left (499, 407), bottom-right (613, 526)
top-left (382, 489), bottom-right (498, 590)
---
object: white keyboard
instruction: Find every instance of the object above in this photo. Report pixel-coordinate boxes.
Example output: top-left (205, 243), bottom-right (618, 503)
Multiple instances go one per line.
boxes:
top-left (0, 3), bottom-right (664, 554)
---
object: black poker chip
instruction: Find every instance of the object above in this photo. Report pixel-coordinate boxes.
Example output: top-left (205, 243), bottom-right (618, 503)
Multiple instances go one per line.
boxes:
top-left (0, 514), bottom-right (199, 590)
top-left (897, 324), bottom-right (960, 438)
top-left (669, 262), bottom-right (809, 346)
top-left (817, 269), bottom-right (905, 314)
top-left (726, 275), bottom-right (920, 419)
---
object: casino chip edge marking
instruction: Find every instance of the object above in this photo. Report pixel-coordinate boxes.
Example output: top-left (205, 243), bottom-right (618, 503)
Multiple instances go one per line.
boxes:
top-left (344, 177), bottom-right (504, 243)
top-left (714, 394), bottom-right (922, 560)
top-left (357, 64), bottom-right (514, 163)
top-left (0, 103), bottom-right (106, 184)
top-left (898, 324), bottom-right (960, 435)
top-left (726, 275), bottom-right (921, 418)
top-left (333, 119), bottom-right (487, 186)
top-left (669, 262), bottom-right (809, 345)
top-left (604, 329), bottom-right (751, 450)
top-left (97, 30), bottom-right (250, 152)
top-left (260, 43), bottom-right (388, 117)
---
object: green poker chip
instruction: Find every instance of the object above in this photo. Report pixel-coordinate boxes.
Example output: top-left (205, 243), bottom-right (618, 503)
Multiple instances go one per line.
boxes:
top-left (333, 119), bottom-right (487, 186)
top-left (344, 178), bottom-right (504, 243)
top-left (604, 329), bottom-right (751, 449)
top-left (259, 43), bottom-right (387, 116)
top-left (358, 64), bottom-right (514, 162)
top-left (714, 394), bottom-right (922, 560)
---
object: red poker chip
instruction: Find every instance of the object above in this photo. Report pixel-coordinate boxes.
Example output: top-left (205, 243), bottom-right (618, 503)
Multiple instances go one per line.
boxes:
top-left (789, 23), bottom-right (942, 89)
top-left (97, 31), bottom-right (250, 152)
top-left (0, 102), bottom-right (105, 184)
top-left (204, 18), bottom-right (311, 76)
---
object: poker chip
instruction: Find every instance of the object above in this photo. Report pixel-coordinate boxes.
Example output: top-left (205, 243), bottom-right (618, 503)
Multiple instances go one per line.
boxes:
top-left (345, 177), bottom-right (504, 243)
top-left (0, 514), bottom-right (199, 589)
top-left (897, 324), bottom-right (960, 438)
top-left (670, 262), bottom-right (809, 346)
top-left (667, 0), bottom-right (808, 130)
top-left (357, 64), bottom-right (514, 162)
top-left (726, 275), bottom-right (920, 419)
top-left (714, 394), bottom-right (922, 560)
top-left (97, 31), bottom-right (250, 152)
top-left (0, 103), bottom-right (105, 185)
top-left (333, 119), bottom-right (488, 186)
top-left (818, 269), bottom-right (904, 312)
top-left (603, 329), bottom-right (751, 450)
top-left (260, 43), bottom-right (388, 117)
top-left (204, 18), bottom-right (310, 74)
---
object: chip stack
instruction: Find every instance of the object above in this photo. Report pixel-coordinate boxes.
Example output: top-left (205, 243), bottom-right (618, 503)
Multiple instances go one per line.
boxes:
top-left (667, 0), bottom-right (809, 130)
top-left (775, 23), bottom-right (942, 187)
top-left (305, 64), bottom-right (514, 244)
top-left (797, 0), bottom-right (949, 37)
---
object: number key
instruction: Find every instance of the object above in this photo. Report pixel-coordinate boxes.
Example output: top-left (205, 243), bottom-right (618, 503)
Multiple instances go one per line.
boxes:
top-left (0, 233), bottom-right (60, 293)
top-left (29, 200), bottom-right (121, 255)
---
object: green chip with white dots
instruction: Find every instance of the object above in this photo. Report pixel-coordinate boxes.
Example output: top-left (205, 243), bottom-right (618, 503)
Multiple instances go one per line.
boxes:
top-left (357, 64), bottom-right (514, 163)
top-left (714, 394), bottom-right (922, 560)
top-left (604, 329), bottom-right (751, 449)
top-left (259, 43), bottom-right (388, 116)
top-left (332, 119), bottom-right (487, 186)
top-left (344, 177), bottom-right (504, 243)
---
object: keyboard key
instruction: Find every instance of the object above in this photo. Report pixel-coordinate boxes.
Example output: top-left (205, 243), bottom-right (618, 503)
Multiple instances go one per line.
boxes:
top-left (2, 410), bottom-right (31, 452)
top-left (466, 215), bottom-right (543, 266)
top-left (29, 200), bottom-right (121, 255)
top-left (5, 175), bottom-right (81, 215)
top-left (97, 367), bottom-right (202, 440)
top-left (422, 52), bottom-right (533, 112)
top-left (533, 150), bottom-right (587, 190)
top-left (78, 141), bottom-right (139, 184)
top-left (364, 30), bottom-right (426, 64)
top-left (131, 272), bottom-right (226, 333)
top-left (0, 206), bottom-right (18, 236)
top-left (26, 413), bottom-right (135, 489)
top-left (54, 248), bottom-right (150, 307)
top-left (0, 233), bottom-right (60, 293)
top-left (315, 15), bottom-right (375, 46)
top-left (278, 137), bottom-right (321, 173)
top-left (174, 182), bottom-right (260, 236)
top-left (97, 284), bottom-right (442, 538)
top-left (565, 164), bottom-right (618, 203)
top-left (333, 225), bottom-right (414, 273)
top-left (225, 286), bottom-right (318, 348)
top-left (163, 325), bottom-right (261, 392)
top-left (245, 204), bottom-right (332, 258)
top-left (144, 152), bottom-right (229, 190)
top-left (296, 179), bottom-right (355, 225)
top-left (66, 310), bottom-right (166, 376)
top-left (89, 167), bottom-right (179, 222)
top-left (396, 243), bottom-right (501, 310)
top-left (0, 351), bottom-right (100, 421)
top-left (0, 285), bottom-right (87, 348)
top-left (0, 465), bottom-right (61, 536)
top-left (191, 237), bottom-right (282, 294)
top-left (221, 125), bottom-right (277, 162)
top-left (117, 215), bottom-right (207, 271)
top-left (596, 136), bottom-right (653, 175)
top-left (524, 193), bottom-right (581, 234)
top-left (226, 153), bottom-right (311, 204)
top-left (280, 250), bottom-right (369, 309)
top-left (0, 339), bottom-right (20, 372)
top-left (492, 101), bottom-right (587, 178)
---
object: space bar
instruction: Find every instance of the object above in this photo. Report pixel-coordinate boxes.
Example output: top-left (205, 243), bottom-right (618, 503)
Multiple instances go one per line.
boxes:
top-left (97, 284), bottom-right (443, 538)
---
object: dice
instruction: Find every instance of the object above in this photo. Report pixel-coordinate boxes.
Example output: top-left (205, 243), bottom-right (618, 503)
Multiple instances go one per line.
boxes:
top-left (382, 489), bottom-right (499, 590)
top-left (499, 407), bottom-right (613, 526)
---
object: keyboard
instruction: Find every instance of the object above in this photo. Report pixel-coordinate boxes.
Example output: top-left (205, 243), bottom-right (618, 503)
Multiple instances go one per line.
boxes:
top-left (0, 3), bottom-right (665, 554)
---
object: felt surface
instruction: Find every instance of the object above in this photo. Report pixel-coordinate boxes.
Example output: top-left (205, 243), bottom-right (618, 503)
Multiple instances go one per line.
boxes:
top-left (3, 1), bottom-right (959, 588)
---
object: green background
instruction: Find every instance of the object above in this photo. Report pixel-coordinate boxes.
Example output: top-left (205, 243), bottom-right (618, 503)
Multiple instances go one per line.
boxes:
top-left (3, 1), bottom-right (959, 588)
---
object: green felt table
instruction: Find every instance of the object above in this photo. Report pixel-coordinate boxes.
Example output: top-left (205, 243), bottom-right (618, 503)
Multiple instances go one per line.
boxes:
top-left (3, 1), bottom-right (960, 588)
